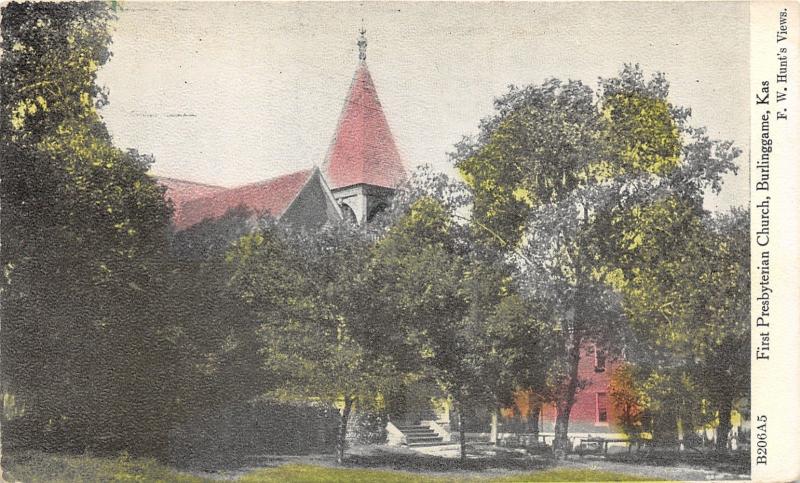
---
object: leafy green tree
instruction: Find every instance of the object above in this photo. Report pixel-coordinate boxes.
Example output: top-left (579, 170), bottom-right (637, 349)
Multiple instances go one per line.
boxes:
top-left (226, 222), bottom-right (407, 464)
top-left (694, 208), bottom-right (749, 450)
top-left (454, 76), bottom-right (620, 455)
top-left (452, 65), bottom-right (741, 455)
top-left (1, 2), bottom-right (175, 454)
top-left (452, 80), bottom-right (602, 249)
top-left (372, 196), bottom-right (466, 460)
top-left (373, 176), bottom-right (527, 461)
top-left (165, 219), bottom-right (268, 422)
top-left (638, 369), bottom-right (711, 445)
top-left (485, 292), bottom-right (558, 440)
top-left (160, 209), bottom-right (272, 422)
top-left (613, 205), bottom-right (749, 450)
top-left (590, 74), bottom-right (745, 451)
top-left (399, 171), bottom-right (559, 442)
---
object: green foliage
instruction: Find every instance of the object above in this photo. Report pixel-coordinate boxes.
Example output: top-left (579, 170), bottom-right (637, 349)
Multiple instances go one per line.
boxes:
top-left (227, 224), bottom-right (401, 403)
top-left (600, 68), bottom-right (682, 176)
top-left (371, 179), bottom-right (546, 459)
top-left (451, 63), bottom-right (743, 450)
top-left (608, 363), bottom-right (647, 436)
top-left (640, 369), bottom-right (714, 441)
top-left (611, 203), bottom-right (748, 355)
top-left (608, 203), bottom-right (748, 446)
top-left (2, 451), bottom-right (207, 483)
top-left (453, 79), bottom-right (603, 247)
top-left (225, 221), bottom-right (414, 462)
top-left (1, 1), bottom-right (176, 455)
top-left (1, 2), bottom-right (112, 142)
top-left (373, 195), bottom-right (479, 399)
top-left (602, 93), bottom-right (680, 176)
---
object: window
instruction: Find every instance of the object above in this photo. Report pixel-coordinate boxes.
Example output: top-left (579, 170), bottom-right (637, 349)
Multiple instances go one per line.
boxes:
top-left (340, 204), bottom-right (357, 224)
top-left (595, 350), bottom-right (606, 373)
top-left (596, 392), bottom-right (608, 424)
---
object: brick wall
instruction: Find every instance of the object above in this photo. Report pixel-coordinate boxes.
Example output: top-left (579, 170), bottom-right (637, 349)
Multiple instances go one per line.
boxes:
top-left (539, 343), bottom-right (623, 435)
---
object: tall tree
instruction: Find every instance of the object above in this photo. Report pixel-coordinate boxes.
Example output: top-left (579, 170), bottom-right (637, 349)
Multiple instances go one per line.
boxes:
top-left (452, 65), bottom-right (741, 455)
top-left (1, 2), bottom-right (175, 454)
top-left (164, 211), bottom-right (269, 422)
top-left (485, 293), bottom-right (557, 440)
top-left (454, 77), bottom-right (618, 455)
top-left (373, 174), bottom-right (524, 461)
top-left (226, 222), bottom-right (407, 464)
top-left (612, 205), bottom-right (749, 449)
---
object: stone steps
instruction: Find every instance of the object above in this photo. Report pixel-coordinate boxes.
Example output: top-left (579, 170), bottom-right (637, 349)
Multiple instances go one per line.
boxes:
top-left (400, 429), bottom-right (438, 435)
top-left (396, 423), bottom-right (446, 447)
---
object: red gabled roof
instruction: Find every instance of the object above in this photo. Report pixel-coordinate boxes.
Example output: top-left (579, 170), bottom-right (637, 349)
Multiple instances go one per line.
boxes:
top-left (173, 169), bottom-right (314, 230)
top-left (323, 62), bottom-right (406, 190)
top-left (157, 176), bottom-right (227, 207)
top-left (156, 176), bottom-right (228, 224)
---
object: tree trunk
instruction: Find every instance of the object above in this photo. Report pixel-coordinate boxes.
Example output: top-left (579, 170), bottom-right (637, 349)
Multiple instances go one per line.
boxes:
top-left (716, 397), bottom-right (733, 452)
top-left (530, 404), bottom-right (541, 442)
top-left (458, 409), bottom-right (467, 462)
top-left (553, 405), bottom-right (572, 457)
top-left (490, 409), bottom-right (498, 445)
top-left (336, 395), bottom-right (354, 465)
top-left (553, 332), bottom-right (582, 458)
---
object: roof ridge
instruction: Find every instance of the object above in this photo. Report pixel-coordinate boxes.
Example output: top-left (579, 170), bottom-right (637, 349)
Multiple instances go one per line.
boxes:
top-left (153, 175), bottom-right (227, 190)
top-left (182, 168), bottom-right (314, 207)
top-left (226, 168), bottom-right (313, 191)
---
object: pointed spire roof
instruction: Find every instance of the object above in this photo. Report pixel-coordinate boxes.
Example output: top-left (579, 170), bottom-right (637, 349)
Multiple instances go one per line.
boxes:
top-left (323, 34), bottom-right (406, 190)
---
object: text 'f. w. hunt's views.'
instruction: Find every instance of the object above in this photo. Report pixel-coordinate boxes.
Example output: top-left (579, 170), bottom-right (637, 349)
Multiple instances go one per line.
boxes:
top-left (1, 1), bottom-right (773, 481)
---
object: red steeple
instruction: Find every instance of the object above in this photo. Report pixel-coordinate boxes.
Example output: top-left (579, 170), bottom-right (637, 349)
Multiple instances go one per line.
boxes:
top-left (323, 31), bottom-right (406, 190)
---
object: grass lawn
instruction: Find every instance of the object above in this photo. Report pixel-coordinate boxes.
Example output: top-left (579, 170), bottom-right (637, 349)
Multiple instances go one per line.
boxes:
top-left (3, 452), bottom-right (663, 482)
top-left (240, 463), bottom-right (452, 482)
top-left (2, 451), bottom-right (206, 483)
top-left (489, 468), bottom-right (661, 482)
top-left (241, 465), bottom-right (662, 482)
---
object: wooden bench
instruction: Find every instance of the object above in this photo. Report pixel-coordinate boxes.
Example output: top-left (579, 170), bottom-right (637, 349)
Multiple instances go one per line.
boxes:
top-left (575, 437), bottom-right (634, 457)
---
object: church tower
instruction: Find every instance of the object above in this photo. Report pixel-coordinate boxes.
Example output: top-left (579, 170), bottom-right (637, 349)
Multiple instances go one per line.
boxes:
top-left (322, 29), bottom-right (406, 224)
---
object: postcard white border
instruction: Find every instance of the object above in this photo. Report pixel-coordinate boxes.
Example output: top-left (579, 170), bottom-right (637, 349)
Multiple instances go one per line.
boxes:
top-left (750, 2), bottom-right (800, 481)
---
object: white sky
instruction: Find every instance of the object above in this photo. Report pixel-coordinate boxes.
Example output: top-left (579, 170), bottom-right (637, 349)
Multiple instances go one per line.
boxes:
top-left (97, 1), bottom-right (750, 210)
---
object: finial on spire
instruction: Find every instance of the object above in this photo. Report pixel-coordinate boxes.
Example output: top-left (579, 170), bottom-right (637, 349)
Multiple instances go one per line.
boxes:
top-left (357, 27), bottom-right (367, 62)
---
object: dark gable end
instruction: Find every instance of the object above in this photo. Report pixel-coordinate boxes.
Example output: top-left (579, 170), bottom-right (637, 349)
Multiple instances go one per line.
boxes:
top-left (281, 169), bottom-right (343, 228)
